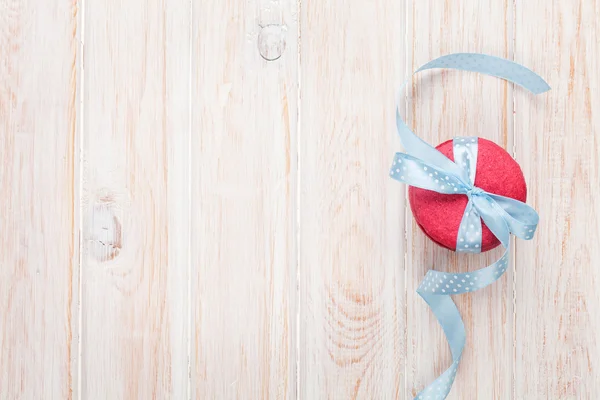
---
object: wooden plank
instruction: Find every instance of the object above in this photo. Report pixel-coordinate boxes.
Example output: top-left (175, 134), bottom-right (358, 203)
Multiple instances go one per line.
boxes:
top-left (298, 1), bottom-right (405, 398)
top-left (190, 0), bottom-right (298, 398)
top-left (514, 1), bottom-right (600, 398)
top-left (81, 0), bottom-right (190, 398)
top-left (0, 0), bottom-right (80, 398)
top-left (405, 1), bottom-right (514, 398)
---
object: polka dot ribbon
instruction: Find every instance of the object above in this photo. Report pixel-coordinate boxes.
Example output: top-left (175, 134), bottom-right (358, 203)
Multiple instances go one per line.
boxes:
top-left (389, 53), bottom-right (550, 399)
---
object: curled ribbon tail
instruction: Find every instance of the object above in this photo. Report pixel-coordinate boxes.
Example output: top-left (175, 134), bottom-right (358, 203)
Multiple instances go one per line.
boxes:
top-left (389, 52), bottom-right (548, 399)
top-left (390, 53), bottom-right (550, 400)
top-left (414, 292), bottom-right (464, 400)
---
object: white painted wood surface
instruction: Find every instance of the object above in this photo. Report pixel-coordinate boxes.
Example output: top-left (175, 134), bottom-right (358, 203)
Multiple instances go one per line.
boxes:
top-left (0, 0), bottom-right (598, 399)
top-left (298, 1), bottom-right (405, 398)
top-left (81, 0), bottom-right (189, 398)
top-left (191, 0), bottom-right (297, 398)
top-left (0, 0), bottom-right (79, 398)
top-left (514, 1), bottom-right (600, 398)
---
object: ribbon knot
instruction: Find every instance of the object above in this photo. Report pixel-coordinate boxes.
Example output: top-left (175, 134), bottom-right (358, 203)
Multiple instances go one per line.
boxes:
top-left (387, 53), bottom-right (548, 399)
top-left (466, 186), bottom-right (484, 198)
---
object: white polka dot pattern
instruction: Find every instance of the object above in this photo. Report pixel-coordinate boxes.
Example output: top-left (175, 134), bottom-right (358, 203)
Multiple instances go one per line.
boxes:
top-left (453, 137), bottom-right (482, 254)
top-left (418, 251), bottom-right (510, 295)
top-left (485, 193), bottom-right (539, 240)
top-left (389, 153), bottom-right (470, 195)
top-left (389, 53), bottom-right (548, 400)
top-left (416, 53), bottom-right (551, 95)
top-left (415, 360), bottom-right (459, 400)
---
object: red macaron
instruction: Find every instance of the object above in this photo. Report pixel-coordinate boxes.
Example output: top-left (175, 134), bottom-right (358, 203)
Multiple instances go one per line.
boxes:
top-left (408, 138), bottom-right (527, 252)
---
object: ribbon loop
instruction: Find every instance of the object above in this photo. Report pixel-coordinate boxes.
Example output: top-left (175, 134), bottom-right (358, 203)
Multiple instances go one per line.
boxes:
top-left (390, 153), bottom-right (471, 194)
top-left (390, 53), bottom-right (549, 399)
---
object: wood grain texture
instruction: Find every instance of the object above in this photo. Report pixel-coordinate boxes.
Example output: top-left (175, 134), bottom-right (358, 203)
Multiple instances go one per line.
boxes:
top-left (191, 0), bottom-right (297, 398)
top-left (0, 0), bottom-right (79, 398)
top-left (81, 0), bottom-right (190, 398)
top-left (405, 1), bottom-right (515, 398)
top-left (2, 0), bottom-right (600, 398)
top-left (514, 1), bottom-right (600, 398)
top-left (298, 1), bottom-right (405, 398)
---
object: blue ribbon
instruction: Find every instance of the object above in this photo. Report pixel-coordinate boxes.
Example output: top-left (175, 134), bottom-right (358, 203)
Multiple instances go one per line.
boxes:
top-left (390, 53), bottom-right (550, 399)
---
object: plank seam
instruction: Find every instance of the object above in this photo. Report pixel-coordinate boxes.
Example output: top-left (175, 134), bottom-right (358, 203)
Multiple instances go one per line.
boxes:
top-left (187, 0), bottom-right (193, 397)
top-left (511, 0), bottom-right (517, 398)
top-left (295, 0), bottom-right (302, 397)
top-left (403, 0), bottom-right (409, 396)
top-left (77, 0), bottom-right (86, 397)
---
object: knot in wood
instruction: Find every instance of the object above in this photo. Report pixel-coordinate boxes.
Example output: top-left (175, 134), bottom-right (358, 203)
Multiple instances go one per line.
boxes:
top-left (257, 24), bottom-right (286, 61)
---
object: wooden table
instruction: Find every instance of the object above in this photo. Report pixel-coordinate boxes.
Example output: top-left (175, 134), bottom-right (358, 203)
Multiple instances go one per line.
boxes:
top-left (1, 0), bottom-right (598, 398)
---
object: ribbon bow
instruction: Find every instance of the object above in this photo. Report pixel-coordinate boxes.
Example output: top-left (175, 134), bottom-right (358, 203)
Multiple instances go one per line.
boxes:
top-left (390, 53), bottom-right (550, 399)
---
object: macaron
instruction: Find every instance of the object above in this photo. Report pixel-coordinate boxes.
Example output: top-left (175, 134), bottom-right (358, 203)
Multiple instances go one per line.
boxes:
top-left (408, 138), bottom-right (527, 252)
